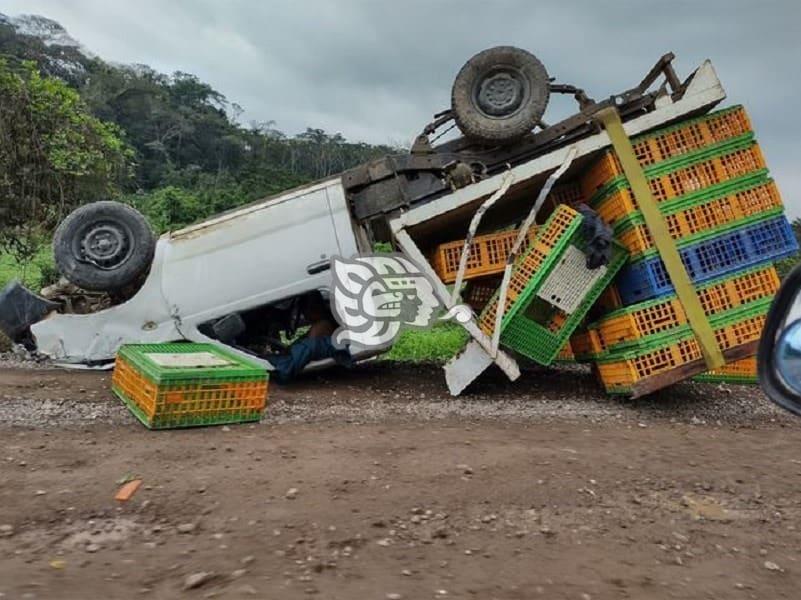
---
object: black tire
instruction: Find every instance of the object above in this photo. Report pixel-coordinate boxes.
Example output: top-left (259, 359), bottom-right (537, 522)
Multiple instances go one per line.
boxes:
top-left (451, 46), bottom-right (550, 145)
top-left (53, 201), bottom-right (156, 292)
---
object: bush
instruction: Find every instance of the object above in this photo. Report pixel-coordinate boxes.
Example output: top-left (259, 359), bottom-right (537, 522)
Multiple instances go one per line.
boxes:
top-left (0, 59), bottom-right (132, 261)
top-left (0, 247), bottom-right (56, 290)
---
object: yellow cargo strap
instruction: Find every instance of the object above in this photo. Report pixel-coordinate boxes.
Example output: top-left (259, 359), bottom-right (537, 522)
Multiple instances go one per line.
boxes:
top-left (596, 108), bottom-right (725, 369)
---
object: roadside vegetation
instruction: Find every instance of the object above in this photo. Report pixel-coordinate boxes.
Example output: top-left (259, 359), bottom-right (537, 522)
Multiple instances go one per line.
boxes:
top-left (0, 20), bottom-right (398, 289)
top-left (384, 323), bottom-right (469, 363)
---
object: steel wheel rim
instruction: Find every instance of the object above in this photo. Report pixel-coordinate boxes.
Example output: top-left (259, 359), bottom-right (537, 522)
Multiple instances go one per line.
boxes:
top-left (73, 219), bottom-right (135, 270)
top-left (472, 67), bottom-right (530, 119)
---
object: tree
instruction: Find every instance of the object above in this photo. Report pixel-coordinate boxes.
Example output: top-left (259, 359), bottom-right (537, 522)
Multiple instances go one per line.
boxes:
top-left (0, 59), bottom-right (132, 261)
top-left (2, 19), bottom-right (401, 240)
top-left (127, 186), bottom-right (202, 233)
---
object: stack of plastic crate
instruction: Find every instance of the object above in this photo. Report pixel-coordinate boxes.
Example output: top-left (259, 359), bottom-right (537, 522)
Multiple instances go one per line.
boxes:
top-left (572, 105), bottom-right (797, 395)
top-left (475, 205), bottom-right (628, 365)
top-left (429, 187), bottom-right (601, 364)
top-left (430, 183), bottom-right (582, 289)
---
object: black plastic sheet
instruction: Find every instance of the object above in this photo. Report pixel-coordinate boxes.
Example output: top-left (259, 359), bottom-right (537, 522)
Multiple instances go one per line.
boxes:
top-left (0, 281), bottom-right (59, 341)
top-left (577, 204), bottom-right (614, 270)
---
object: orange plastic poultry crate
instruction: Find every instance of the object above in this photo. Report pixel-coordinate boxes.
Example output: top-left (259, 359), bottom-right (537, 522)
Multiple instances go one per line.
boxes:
top-left (592, 143), bottom-right (768, 226)
top-left (581, 106), bottom-right (752, 197)
top-left (555, 341), bottom-right (575, 362)
top-left (547, 182), bottom-right (584, 210)
top-left (596, 285), bottom-right (624, 312)
top-left (694, 355), bottom-right (758, 383)
top-left (112, 343), bottom-right (268, 429)
top-left (431, 226), bottom-right (538, 284)
top-left (596, 308), bottom-right (767, 394)
top-left (591, 265), bottom-right (780, 352)
top-left (477, 206), bottom-right (579, 336)
top-left (615, 179), bottom-right (784, 256)
top-left (463, 277), bottom-right (501, 311)
top-left (569, 328), bottom-right (605, 360)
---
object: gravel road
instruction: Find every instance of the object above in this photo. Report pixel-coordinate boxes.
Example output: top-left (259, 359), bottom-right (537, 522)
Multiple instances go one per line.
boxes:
top-left (2, 360), bottom-right (800, 599)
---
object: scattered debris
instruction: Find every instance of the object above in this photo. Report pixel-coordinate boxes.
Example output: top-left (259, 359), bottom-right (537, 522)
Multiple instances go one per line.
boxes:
top-left (177, 523), bottom-right (197, 534)
top-left (183, 572), bottom-right (216, 590)
top-left (40, 278), bottom-right (112, 315)
top-left (115, 479), bottom-right (143, 502)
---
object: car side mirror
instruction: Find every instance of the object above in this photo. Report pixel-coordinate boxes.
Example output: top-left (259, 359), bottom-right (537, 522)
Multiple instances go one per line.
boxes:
top-left (759, 262), bottom-right (801, 416)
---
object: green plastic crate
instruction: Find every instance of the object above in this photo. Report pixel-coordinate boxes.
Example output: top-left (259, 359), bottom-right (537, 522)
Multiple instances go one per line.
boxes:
top-left (112, 342), bottom-right (269, 429)
top-left (478, 207), bottom-right (583, 334)
top-left (486, 222), bottom-right (628, 366)
top-left (692, 373), bottom-right (757, 385)
top-left (595, 299), bottom-right (769, 395)
top-left (589, 263), bottom-right (776, 327)
top-left (116, 342), bottom-right (266, 382)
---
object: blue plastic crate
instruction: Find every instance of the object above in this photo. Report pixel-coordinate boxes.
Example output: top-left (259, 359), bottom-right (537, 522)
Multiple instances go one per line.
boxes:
top-left (616, 216), bottom-right (798, 304)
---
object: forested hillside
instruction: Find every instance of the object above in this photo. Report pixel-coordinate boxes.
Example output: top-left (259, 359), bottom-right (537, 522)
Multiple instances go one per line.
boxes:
top-left (0, 13), bottom-right (398, 286)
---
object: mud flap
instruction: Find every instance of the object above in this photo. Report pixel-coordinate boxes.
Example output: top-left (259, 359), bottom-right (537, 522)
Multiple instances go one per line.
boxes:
top-left (0, 281), bottom-right (60, 342)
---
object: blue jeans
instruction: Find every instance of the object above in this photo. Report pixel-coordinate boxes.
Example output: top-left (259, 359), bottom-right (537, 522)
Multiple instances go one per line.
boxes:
top-left (271, 336), bottom-right (350, 383)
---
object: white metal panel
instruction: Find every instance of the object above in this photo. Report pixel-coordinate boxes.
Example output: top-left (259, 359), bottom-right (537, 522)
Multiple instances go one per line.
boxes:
top-left (160, 180), bottom-right (346, 322)
top-left (444, 339), bottom-right (496, 395)
top-left (325, 182), bottom-right (361, 257)
top-left (170, 177), bottom-right (340, 239)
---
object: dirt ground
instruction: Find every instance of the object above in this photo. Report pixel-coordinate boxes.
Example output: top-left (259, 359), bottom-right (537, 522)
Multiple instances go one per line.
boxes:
top-left (2, 361), bottom-right (801, 600)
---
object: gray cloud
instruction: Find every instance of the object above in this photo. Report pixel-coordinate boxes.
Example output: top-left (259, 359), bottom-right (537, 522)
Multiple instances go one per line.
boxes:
top-left (5, 0), bottom-right (800, 216)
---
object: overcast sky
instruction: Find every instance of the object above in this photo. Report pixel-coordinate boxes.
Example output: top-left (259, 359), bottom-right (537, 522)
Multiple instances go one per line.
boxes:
top-left (5, 0), bottom-right (800, 217)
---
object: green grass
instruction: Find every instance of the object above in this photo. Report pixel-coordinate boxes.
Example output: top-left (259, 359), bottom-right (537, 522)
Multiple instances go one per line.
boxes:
top-left (777, 252), bottom-right (801, 279)
top-left (383, 322), bottom-right (468, 363)
top-left (0, 248), bottom-right (55, 290)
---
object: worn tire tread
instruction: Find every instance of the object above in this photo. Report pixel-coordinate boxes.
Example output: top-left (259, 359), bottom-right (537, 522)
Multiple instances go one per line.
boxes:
top-left (53, 201), bottom-right (155, 292)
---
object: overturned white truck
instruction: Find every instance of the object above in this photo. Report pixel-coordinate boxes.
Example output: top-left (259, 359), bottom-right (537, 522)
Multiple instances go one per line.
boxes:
top-left (6, 47), bottom-right (727, 394)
